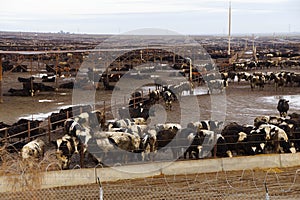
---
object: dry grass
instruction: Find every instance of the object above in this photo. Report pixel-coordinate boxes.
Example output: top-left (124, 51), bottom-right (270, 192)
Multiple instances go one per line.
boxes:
top-left (0, 147), bottom-right (61, 192)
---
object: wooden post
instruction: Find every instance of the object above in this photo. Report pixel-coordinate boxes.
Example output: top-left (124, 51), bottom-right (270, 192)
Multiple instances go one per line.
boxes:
top-left (0, 54), bottom-right (3, 103)
top-left (4, 128), bottom-right (8, 144)
top-left (30, 56), bottom-right (34, 96)
top-left (48, 117), bottom-right (51, 142)
top-left (214, 132), bottom-right (217, 158)
top-left (27, 121), bottom-right (31, 141)
top-left (133, 92), bottom-right (136, 108)
top-left (80, 144), bottom-right (84, 168)
top-left (103, 101), bottom-right (106, 116)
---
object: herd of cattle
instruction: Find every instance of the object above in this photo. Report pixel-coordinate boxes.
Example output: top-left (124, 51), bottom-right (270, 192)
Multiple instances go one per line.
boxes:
top-left (219, 70), bottom-right (300, 91)
top-left (1, 98), bottom-right (300, 170)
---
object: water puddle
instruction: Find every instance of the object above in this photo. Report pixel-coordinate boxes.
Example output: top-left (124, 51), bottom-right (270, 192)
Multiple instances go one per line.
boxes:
top-left (38, 99), bottom-right (55, 103)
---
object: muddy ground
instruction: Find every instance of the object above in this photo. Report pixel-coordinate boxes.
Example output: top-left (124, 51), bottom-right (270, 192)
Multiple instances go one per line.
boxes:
top-left (1, 68), bottom-right (300, 125)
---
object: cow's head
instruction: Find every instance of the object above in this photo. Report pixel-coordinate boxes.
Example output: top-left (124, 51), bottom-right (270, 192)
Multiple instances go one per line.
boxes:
top-left (238, 132), bottom-right (247, 142)
top-left (131, 135), bottom-right (141, 150)
top-left (56, 150), bottom-right (71, 170)
top-left (21, 146), bottom-right (34, 159)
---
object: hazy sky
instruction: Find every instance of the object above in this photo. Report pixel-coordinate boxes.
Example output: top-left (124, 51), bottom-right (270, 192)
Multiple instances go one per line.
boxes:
top-left (1, 0), bottom-right (299, 35)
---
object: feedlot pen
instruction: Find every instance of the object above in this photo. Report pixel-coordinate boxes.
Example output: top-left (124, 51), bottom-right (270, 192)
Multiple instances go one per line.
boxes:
top-left (1, 166), bottom-right (300, 199)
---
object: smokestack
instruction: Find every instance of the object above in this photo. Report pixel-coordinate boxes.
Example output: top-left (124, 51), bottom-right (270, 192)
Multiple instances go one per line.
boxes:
top-left (228, 1), bottom-right (231, 56)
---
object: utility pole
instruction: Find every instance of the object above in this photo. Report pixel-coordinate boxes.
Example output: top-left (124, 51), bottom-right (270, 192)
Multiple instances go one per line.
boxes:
top-left (228, 0), bottom-right (232, 56)
top-left (0, 54), bottom-right (3, 103)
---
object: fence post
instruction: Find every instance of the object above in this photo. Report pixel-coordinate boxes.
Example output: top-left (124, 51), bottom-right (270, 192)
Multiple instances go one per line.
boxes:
top-left (66, 111), bottom-right (69, 119)
top-left (27, 121), bottom-right (31, 142)
top-left (133, 92), bottom-right (136, 108)
top-left (103, 101), bottom-right (106, 116)
top-left (48, 116), bottom-right (51, 142)
top-left (80, 107), bottom-right (83, 114)
top-left (213, 132), bottom-right (217, 158)
top-left (80, 144), bottom-right (84, 168)
top-left (4, 128), bottom-right (8, 144)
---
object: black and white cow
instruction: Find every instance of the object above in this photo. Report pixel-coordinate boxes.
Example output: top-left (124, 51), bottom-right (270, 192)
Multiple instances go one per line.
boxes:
top-left (162, 90), bottom-right (173, 110)
top-left (187, 120), bottom-right (224, 132)
top-left (207, 79), bottom-right (228, 94)
top-left (250, 75), bottom-right (265, 90)
top-left (254, 115), bottom-right (286, 127)
top-left (54, 134), bottom-right (81, 169)
top-left (253, 124), bottom-right (294, 154)
top-left (198, 130), bottom-right (232, 158)
top-left (277, 99), bottom-right (289, 117)
top-left (149, 90), bottom-right (160, 104)
top-left (221, 122), bottom-right (256, 156)
top-left (64, 118), bottom-right (92, 152)
top-left (92, 131), bottom-right (141, 163)
top-left (21, 138), bottom-right (45, 159)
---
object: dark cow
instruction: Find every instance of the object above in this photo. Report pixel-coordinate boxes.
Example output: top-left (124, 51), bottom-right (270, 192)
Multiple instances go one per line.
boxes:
top-left (8, 119), bottom-right (41, 142)
top-left (7, 88), bottom-right (31, 96)
top-left (42, 75), bottom-right (55, 82)
top-left (0, 122), bottom-right (11, 145)
top-left (59, 82), bottom-right (74, 89)
top-left (277, 99), bottom-right (289, 117)
top-left (22, 82), bottom-right (55, 94)
top-left (17, 77), bottom-right (35, 83)
top-left (50, 105), bottom-right (93, 130)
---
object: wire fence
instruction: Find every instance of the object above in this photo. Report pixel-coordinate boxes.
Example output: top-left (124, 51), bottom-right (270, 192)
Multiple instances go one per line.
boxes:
top-left (1, 166), bottom-right (300, 199)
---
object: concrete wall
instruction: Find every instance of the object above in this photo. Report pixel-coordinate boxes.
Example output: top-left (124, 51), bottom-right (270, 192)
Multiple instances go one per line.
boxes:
top-left (1, 153), bottom-right (300, 193)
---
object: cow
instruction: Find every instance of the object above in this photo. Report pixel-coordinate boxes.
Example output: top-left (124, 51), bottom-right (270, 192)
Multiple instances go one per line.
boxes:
top-left (92, 131), bottom-right (141, 163)
top-left (8, 119), bottom-right (41, 142)
top-left (54, 134), bottom-right (81, 169)
top-left (162, 90), bottom-right (173, 110)
top-left (17, 77), bottom-right (35, 83)
top-left (270, 72), bottom-right (285, 91)
top-left (149, 90), bottom-right (160, 104)
top-left (207, 79), bottom-right (228, 94)
top-left (277, 99), bottom-right (289, 117)
top-left (7, 88), bottom-right (31, 96)
top-left (236, 72), bottom-right (251, 83)
top-left (0, 122), bottom-right (11, 144)
top-left (42, 75), bottom-right (55, 82)
top-left (221, 122), bottom-right (255, 156)
top-left (74, 110), bottom-right (104, 131)
top-left (253, 124), bottom-right (294, 153)
top-left (64, 118), bottom-right (92, 152)
top-left (186, 129), bottom-right (232, 159)
top-left (250, 75), bottom-right (265, 90)
top-left (187, 120), bottom-right (224, 131)
top-left (21, 139), bottom-right (45, 159)
top-left (254, 115), bottom-right (286, 127)
top-left (50, 105), bottom-right (93, 130)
